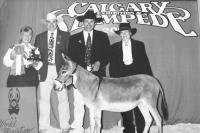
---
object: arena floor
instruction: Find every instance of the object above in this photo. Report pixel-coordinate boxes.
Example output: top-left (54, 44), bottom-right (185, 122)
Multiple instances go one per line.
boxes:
top-left (46, 123), bottom-right (200, 133)
top-left (85, 123), bottom-right (200, 133)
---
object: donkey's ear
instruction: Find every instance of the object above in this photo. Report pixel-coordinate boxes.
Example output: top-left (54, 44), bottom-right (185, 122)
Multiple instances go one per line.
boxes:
top-left (61, 53), bottom-right (67, 62)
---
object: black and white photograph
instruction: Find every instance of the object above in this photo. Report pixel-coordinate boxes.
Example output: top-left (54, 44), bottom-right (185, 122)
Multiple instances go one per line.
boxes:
top-left (0, 0), bottom-right (200, 133)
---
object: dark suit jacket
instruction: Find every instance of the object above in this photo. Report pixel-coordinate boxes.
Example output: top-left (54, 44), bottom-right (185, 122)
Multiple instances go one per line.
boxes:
top-left (34, 29), bottom-right (70, 81)
top-left (68, 30), bottom-right (110, 76)
top-left (109, 39), bottom-right (153, 78)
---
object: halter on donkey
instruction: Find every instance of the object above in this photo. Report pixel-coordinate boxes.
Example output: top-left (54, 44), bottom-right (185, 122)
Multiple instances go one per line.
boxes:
top-left (54, 55), bottom-right (168, 133)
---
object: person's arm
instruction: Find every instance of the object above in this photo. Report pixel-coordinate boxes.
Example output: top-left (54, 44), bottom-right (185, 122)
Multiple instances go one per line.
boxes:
top-left (108, 44), bottom-right (120, 77)
top-left (94, 33), bottom-right (111, 72)
top-left (64, 31), bottom-right (70, 55)
top-left (33, 35), bottom-right (44, 71)
top-left (138, 43), bottom-right (153, 76)
top-left (3, 47), bottom-right (15, 67)
top-left (67, 36), bottom-right (75, 60)
top-left (101, 34), bottom-right (111, 68)
top-left (34, 35), bottom-right (39, 48)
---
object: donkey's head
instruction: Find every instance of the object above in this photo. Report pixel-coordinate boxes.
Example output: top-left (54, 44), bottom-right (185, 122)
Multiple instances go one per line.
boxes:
top-left (54, 54), bottom-right (78, 91)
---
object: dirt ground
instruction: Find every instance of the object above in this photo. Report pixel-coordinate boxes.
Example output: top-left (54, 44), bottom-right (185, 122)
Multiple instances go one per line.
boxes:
top-left (98, 123), bottom-right (200, 133)
top-left (47, 123), bottom-right (200, 133)
top-left (149, 123), bottom-right (200, 133)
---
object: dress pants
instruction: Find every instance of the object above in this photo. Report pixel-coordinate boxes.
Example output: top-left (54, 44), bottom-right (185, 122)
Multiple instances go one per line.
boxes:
top-left (70, 88), bottom-right (85, 133)
top-left (38, 65), bottom-right (70, 131)
top-left (122, 107), bottom-right (145, 133)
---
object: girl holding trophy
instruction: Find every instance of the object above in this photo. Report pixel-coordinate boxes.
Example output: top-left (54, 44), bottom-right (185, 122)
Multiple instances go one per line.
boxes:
top-left (3, 26), bottom-right (43, 87)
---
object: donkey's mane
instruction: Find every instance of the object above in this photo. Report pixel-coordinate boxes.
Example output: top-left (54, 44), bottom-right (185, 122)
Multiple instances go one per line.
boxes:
top-left (73, 63), bottom-right (99, 79)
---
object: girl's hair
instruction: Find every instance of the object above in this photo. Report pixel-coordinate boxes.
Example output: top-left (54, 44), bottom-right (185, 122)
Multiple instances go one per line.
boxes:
top-left (18, 26), bottom-right (33, 43)
top-left (20, 26), bottom-right (33, 35)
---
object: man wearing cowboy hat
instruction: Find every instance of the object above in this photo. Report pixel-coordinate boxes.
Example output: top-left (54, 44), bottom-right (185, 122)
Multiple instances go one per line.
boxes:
top-left (68, 9), bottom-right (110, 133)
top-left (109, 23), bottom-right (153, 133)
top-left (34, 13), bottom-right (70, 133)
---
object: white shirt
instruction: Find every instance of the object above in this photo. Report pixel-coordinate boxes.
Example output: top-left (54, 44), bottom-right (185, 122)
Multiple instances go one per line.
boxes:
top-left (3, 43), bottom-right (43, 71)
top-left (83, 30), bottom-right (93, 45)
top-left (48, 29), bottom-right (57, 64)
top-left (122, 40), bottom-right (133, 65)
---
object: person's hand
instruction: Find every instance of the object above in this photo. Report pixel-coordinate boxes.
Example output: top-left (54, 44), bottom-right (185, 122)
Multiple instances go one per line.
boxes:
top-left (91, 61), bottom-right (100, 72)
top-left (54, 80), bottom-right (64, 91)
top-left (32, 61), bottom-right (39, 67)
top-left (10, 50), bottom-right (16, 60)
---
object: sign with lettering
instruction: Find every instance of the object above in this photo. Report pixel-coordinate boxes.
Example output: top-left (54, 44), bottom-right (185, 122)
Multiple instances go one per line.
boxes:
top-left (51, 1), bottom-right (198, 37)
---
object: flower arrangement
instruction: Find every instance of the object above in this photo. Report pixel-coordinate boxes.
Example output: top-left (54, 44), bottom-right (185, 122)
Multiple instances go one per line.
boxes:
top-left (27, 48), bottom-right (42, 62)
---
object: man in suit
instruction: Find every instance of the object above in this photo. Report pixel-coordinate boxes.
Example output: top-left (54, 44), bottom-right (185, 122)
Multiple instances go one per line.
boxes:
top-left (68, 10), bottom-right (110, 133)
top-left (109, 23), bottom-right (153, 133)
top-left (34, 13), bottom-right (70, 133)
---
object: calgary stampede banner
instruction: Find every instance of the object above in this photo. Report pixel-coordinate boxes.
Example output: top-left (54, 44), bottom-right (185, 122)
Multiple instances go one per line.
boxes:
top-left (0, 0), bottom-right (200, 133)
top-left (52, 1), bottom-right (198, 36)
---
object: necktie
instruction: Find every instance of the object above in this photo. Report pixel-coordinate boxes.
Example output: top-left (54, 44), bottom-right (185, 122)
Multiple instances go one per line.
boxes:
top-left (85, 33), bottom-right (92, 66)
top-left (48, 32), bottom-right (54, 64)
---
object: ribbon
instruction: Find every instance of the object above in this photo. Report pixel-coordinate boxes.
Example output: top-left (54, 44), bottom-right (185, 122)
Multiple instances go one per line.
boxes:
top-left (10, 45), bottom-right (25, 75)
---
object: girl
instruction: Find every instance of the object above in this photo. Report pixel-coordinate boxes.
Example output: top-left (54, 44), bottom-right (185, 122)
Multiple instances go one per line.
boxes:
top-left (3, 26), bottom-right (42, 87)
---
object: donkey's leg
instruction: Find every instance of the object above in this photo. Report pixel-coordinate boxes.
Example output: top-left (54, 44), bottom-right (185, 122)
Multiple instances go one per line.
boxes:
top-left (138, 103), bottom-right (152, 133)
top-left (94, 109), bottom-right (102, 133)
top-left (144, 94), bottom-right (163, 133)
top-left (89, 108), bottom-right (95, 133)
top-left (148, 104), bottom-right (162, 133)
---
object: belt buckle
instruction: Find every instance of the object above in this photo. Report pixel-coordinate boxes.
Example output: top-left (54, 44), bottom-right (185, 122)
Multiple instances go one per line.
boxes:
top-left (48, 62), bottom-right (55, 65)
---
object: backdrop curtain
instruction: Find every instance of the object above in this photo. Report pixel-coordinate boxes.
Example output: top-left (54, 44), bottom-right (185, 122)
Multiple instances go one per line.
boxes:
top-left (0, 0), bottom-right (200, 129)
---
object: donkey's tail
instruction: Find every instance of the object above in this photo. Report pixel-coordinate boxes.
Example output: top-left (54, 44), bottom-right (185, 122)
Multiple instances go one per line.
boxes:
top-left (157, 79), bottom-right (169, 120)
top-left (161, 90), bottom-right (169, 120)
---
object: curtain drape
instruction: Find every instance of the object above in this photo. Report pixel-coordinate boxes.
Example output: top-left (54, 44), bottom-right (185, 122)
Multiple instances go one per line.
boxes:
top-left (0, 0), bottom-right (200, 129)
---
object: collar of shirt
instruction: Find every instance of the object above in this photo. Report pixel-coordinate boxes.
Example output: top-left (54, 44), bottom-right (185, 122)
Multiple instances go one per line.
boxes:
top-left (20, 42), bottom-right (34, 49)
top-left (122, 40), bottom-right (131, 47)
top-left (83, 30), bottom-right (93, 45)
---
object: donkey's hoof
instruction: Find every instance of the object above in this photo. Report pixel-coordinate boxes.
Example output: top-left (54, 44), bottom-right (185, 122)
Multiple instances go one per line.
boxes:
top-left (69, 128), bottom-right (84, 133)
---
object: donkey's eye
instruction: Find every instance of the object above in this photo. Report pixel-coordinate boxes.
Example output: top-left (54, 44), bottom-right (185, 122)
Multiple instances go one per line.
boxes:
top-left (61, 71), bottom-right (67, 75)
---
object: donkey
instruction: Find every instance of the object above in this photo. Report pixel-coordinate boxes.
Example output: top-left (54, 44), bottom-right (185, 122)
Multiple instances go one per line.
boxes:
top-left (54, 55), bottom-right (168, 133)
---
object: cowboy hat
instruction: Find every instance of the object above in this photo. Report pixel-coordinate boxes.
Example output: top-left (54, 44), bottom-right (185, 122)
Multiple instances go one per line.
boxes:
top-left (46, 13), bottom-right (57, 21)
top-left (114, 23), bottom-right (137, 35)
top-left (41, 12), bottom-right (67, 26)
top-left (40, 13), bottom-right (58, 24)
top-left (76, 10), bottom-right (104, 22)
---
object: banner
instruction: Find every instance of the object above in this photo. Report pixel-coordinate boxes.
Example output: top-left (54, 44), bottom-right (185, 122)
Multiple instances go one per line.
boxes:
top-left (53, 1), bottom-right (198, 37)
